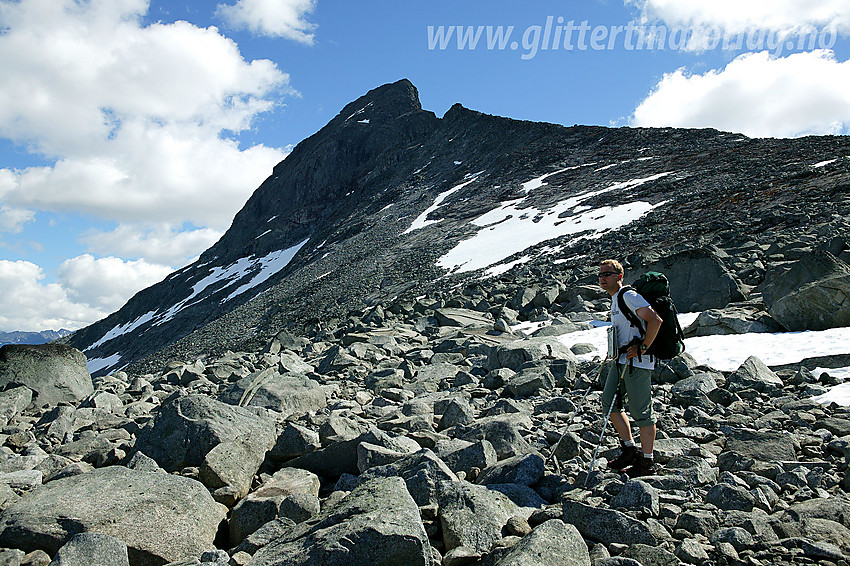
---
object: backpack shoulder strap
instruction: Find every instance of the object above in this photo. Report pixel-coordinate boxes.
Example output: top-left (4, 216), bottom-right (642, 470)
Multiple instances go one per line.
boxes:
top-left (616, 286), bottom-right (644, 333)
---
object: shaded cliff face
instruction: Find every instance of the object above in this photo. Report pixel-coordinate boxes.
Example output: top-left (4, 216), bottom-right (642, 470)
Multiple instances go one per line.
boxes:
top-left (66, 79), bottom-right (850, 375)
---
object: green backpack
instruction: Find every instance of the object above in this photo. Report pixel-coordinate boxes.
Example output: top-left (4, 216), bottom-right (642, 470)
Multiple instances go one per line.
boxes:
top-left (617, 271), bottom-right (685, 360)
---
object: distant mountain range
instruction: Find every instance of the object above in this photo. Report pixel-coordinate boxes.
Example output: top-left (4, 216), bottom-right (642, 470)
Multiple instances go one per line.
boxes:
top-left (0, 329), bottom-right (72, 347)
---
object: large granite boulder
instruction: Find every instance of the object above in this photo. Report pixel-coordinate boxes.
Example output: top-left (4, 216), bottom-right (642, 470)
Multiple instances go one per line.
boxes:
top-left (247, 477), bottom-right (433, 565)
top-left (134, 395), bottom-right (275, 496)
top-left (0, 345), bottom-right (93, 408)
top-left (762, 249), bottom-right (850, 331)
top-left (487, 338), bottom-right (578, 373)
top-left (562, 500), bottom-right (657, 546)
top-left (437, 480), bottom-right (526, 555)
top-left (641, 249), bottom-right (747, 311)
top-left (0, 466), bottom-right (226, 566)
top-left (493, 519), bottom-right (590, 566)
top-left (229, 468), bottom-right (321, 545)
top-left (218, 369), bottom-right (327, 418)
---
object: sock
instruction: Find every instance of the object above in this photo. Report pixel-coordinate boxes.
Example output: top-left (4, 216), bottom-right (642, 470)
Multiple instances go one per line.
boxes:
top-left (623, 440), bottom-right (636, 448)
top-left (642, 452), bottom-right (654, 461)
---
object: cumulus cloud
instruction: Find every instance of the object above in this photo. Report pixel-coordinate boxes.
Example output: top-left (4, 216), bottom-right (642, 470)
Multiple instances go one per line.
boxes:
top-left (628, 0), bottom-right (850, 36)
top-left (0, 255), bottom-right (172, 331)
top-left (57, 254), bottom-right (173, 313)
top-left (80, 224), bottom-right (223, 267)
top-left (216, 0), bottom-right (317, 43)
top-left (0, 0), bottom-right (291, 232)
top-left (631, 50), bottom-right (850, 138)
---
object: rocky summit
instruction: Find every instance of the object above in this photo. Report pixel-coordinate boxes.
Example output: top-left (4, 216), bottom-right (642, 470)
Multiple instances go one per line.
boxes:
top-left (0, 80), bottom-right (850, 565)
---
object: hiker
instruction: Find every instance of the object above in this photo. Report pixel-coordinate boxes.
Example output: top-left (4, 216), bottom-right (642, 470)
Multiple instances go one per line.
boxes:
top-left (598, 259), bottom-right (663, 477)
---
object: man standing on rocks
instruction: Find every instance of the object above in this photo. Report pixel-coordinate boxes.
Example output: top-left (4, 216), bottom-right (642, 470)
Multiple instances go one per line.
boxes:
top-left (598, 259), bottom-right (663, 477)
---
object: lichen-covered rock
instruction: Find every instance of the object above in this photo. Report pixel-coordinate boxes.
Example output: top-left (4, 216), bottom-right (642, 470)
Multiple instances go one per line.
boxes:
top-left (0, 466), bottom-right (226, 566)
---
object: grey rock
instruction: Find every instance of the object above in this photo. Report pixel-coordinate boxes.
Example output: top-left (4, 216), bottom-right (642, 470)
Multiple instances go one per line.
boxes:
top-left (610, 479), bottom-right (659, 516)
top-left (652, 437), bottom-right (700, 463)
top-left (675, 539), bottom-right (710, 564)
top-left (437, 439), bottom-right (498, 476)
top-left (620, 544), bottom-right (679, 566)
top-left (438, 397), bottom-right (475, 431)
top-left (358, 449), bottom-right (457, 506)
top-left (356, 442), bottom-right (408, 472)
top-left (48, 533), bottom-right (129, 566)
top-left (219, 370), bottom-right (327, 418)
top-left (452, 415), bottom-right (534, 459)
top-left (710, 527), bottom-right (754, 552)
top-left (0, 549), bottom-right (25, 565)
top-left (437, 480), bottom-right (523, 555)
top-left (675, 510), bottom-right (718, 537)
top-left (435, 308), bottom-right (492, 327)
top-left (486, 484), bottom-right (547, 509)
top-left (0, 466), bottom-right (226, 566)
top-left (199, 435), bottom-right (271, 498)
top-left (0, 345), bottom-right (93, 408)
top-left (247, 477), bottom-right (433, 566)
top-left (134, 394), bottom-right (275, 474)
top-left (231, 517), bottom-right (296, 557)
top-left (562, 500), bottom-right (656, 545)
top-left (763, 249), bottom-right (850, 330)
top-left (0, 387), bottom-right (33, 427)
top-left (724, 427), bottom-right (797, 462)
top-left (487, 338), bottom-right (578, 373)
top-left (492, 519), bottom-right (590, 566)
top-left (670, 372), bottom-right (718, 398)
top-left (476, 453), bottom-right (544, 487)
top-left (783, 496), bottom-right (850, 529)
top-left (504, 368), bottom-right (555, 398)
top-left (726, 356), bottom-right (784, 393)
top-left (269, 423), bottom-right (321, 461)
top-left (682, 306), bottom-right (782, 337)
top-left (642, 249), bottom-right (746, 311)
top-left (594, 559), bottom-right (641, 566)
top-left (705, 482), bottom-right (756, 512)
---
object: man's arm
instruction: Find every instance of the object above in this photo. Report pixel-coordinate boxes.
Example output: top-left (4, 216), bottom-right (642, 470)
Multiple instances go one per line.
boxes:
top-left (626, 306), bottom-right (662, 358)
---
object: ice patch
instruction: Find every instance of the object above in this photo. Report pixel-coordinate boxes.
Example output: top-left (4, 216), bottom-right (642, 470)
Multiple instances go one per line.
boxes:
top-left (436, 172), bottom-right (672, 273)
top-left (813, 159), bottom-right (838, 168)
top-left (404, 179), bottom-right (475, 234)
top-left (224, 239), bottom-right (310, 301)
top-left (86, 353), bottom-right (122, 375)
top-left (86, 310), bottom-right (157, 350)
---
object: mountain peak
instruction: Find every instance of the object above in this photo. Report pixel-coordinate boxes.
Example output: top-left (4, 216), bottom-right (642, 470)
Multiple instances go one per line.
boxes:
top-left (334, 79), bottom-right (422, 126)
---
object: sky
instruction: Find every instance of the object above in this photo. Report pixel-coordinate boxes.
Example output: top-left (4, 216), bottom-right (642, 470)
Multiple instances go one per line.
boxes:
top-left (1, 1), bottom-right (850, 333)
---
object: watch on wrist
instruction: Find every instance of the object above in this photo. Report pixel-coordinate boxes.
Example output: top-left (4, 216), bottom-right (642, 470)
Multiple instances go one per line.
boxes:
top-left (640, 343), bottom-right (648, 351)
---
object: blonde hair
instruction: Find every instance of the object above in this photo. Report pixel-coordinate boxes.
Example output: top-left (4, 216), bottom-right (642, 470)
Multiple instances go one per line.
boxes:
top-left (599, 259), bottom-right (624, 275)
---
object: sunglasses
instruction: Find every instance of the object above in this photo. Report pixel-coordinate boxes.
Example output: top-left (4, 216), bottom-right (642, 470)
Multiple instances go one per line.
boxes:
top-left (598, 271), bottom-right (620, 278)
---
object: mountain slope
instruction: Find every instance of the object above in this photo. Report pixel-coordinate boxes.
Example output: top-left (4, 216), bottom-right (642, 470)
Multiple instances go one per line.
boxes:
top-left (67, 79), bottom-right (850, 376)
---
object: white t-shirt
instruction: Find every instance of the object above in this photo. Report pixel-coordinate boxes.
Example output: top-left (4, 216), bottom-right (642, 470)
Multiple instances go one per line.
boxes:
top-left (611, 287), bottom-right (655, 370)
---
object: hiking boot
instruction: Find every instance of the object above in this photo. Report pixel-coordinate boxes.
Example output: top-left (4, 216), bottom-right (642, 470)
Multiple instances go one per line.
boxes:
top-left (607, 445), bottom-right (638, 470)
top-left (625, 455), bottom-right (657, 478)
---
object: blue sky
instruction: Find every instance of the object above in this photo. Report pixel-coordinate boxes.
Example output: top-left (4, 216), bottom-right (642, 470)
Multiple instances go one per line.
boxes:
top-left (1, 0), bottom-right (849, 333)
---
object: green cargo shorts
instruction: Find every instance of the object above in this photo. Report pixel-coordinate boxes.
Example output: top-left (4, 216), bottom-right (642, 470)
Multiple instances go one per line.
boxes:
top-left (600, 362), bottom-right (656, 427)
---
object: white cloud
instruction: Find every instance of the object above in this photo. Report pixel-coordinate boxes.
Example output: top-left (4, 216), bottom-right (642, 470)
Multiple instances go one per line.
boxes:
top-left (80, 224), bottom-right (223, 267)
top-left (629, 0), bottom-right (850, 36)
top-left (0, 259), bottom-right (101, 331)
top-left (0, 0), bottom-right (292, 233)
top-left (0, 255), bottom-right (173, 332)
top-left (631, 50), bottom-right (850, 138)
top-left (216, 0), bottom-right (317, 43)
top-left (0, 206), bottom-right (34, 233)
top-left (57, 254), bottom-right (173, 313)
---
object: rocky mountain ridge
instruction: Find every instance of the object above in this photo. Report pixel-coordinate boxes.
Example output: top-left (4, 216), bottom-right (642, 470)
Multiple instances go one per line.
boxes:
top-left (63, 79), bottom-right (850, 378)
top-left (0, 330), bottom-right (71, 348)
